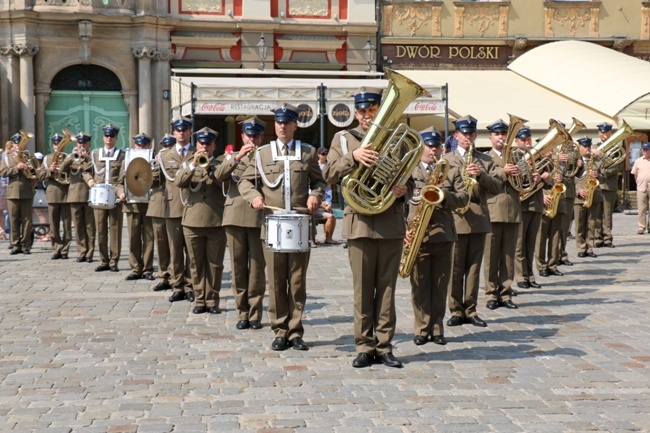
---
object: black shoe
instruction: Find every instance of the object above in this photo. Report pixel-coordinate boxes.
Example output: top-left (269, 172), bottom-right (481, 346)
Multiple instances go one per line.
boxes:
top-left (110, 266), bottom-right (119, 272)
top-left (486, 300), bottom-right (499, 310)
top-left (76, 257), bottom-right (86, 263)
top-left (249, 320), bottom-right (263, 330)
top-left (560, 259), bottom-right (573, 266)
top-left (192, 306), bottom-right (207, 314)
top-left (511, 289), bottom-right (518, 296)
top-left (499, 300), bottom-right (518, 309)
top-left (169, 291), bottom-right (186, 302)
top-left (539, 269), bottom-right (549, 277)
top-left (87, 258), bottom-right (94, 263)
top-left (236, 320), bottom-right (250, 330)
top-left (61, 254), bottom-right (68, 259)
top-left (431, 335), bottom-right (447, 345)
top-left (594, 242), bottom-right (604, 248)
top-left (153, 281), bottom-right (172, 292)
top-left (587, 252), bottom-right (597, 258)
top-left (23, 249), bottom-right (31, 255)
top-left (95, 265), bottom-right (110, 272)
top-left (9, 248), bottom-right (22, 255)
top-left (548, 269), bottom-right (564, 276)
top-left (271, 337), bottom-right (288, 351)
top-left (208, 306), bottom-right (221, 314)
top-left (290, 337), bottom-right (309, 351)
top-left (529, 281), bottom-right (542, 289)
top-left (577, 252), bottom-right (586, 258)
top-left (143, 273), bottom-right (155, 281)
top-left (125, 273), bottom-right (142, 281)
top-left (413, 335), bottom-right (428, 346)
top-left (377, 352), bottom-right (403, 368)
top-left (447, 316), bottom-right (464, 327)
top-left (466, 316), bottom-right (488, 327)
top-left (604, 243), bottom-right (615, 248)
top-left (517, 281), bottom-right (530, 289)
top-left (343, 242), bottom-right (348, 249)
top-left (186, 292), bottom-right (195, 303)
top-left (51, 253), bottom-right (62, 260)
top-left (352, 353), bottom-right (374, 368)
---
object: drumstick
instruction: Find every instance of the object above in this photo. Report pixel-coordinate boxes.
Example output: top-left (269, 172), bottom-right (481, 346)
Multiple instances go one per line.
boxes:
top-left (264, 205), bottom-right (310, 212)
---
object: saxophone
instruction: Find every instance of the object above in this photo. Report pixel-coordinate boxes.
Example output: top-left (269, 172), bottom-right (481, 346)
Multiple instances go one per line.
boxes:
top-left (398, 159), bottom-right (449, 278)
top-left (52, 129), bottom-right (77, 185)
top-left (543, 151), bottom-right (566, 218)
top-left (456, 143), bottom-right (478, 214)
top-left (15, 130), bottom-right (39, 180)
top-left (582, 152), bottom-right (599, 209)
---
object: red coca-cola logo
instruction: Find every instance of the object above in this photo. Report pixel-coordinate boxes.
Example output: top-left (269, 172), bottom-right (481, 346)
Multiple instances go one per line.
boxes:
top-left (200, 103), bottom-right (226, 112)
top-left (413, 102), bottom-right (438, 111)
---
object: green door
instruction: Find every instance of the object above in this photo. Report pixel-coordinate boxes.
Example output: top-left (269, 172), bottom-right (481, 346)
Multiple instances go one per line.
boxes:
top-left (44, 90), bottom-right (129, 154)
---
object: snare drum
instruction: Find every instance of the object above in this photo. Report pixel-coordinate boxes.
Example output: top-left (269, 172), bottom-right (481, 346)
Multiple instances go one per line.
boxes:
top-left (265, 211), bottom-right (312, 253)
top-left (88, 184), bottom-right (117, 209)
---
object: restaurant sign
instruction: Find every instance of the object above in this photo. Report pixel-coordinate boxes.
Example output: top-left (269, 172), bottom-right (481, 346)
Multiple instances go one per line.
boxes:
top-left (383, 44), bottom-right (511, 66)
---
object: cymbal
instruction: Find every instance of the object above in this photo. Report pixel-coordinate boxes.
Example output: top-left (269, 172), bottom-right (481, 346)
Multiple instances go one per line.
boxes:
top-left (126, 157), bottom-right (153, 197)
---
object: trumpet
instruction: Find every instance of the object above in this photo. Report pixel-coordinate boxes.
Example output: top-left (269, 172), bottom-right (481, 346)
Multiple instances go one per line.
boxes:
top-left (194, 152), bottom-right (210, 168)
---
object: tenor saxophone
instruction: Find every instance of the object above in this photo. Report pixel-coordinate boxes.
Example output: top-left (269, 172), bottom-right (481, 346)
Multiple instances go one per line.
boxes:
top-left (582, 153), bottom-right (599, 209)
top-left (398, 159), bottom-right (448, 278)
top-left (456, 143), bottom-right (478, 215)
top-left (543, 151), bottom-right (566, 218)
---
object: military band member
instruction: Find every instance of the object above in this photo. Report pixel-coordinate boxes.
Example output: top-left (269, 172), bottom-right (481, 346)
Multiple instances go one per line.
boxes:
top-left (536, 164), bottom-right (565, 277)
top-left (165, 117), bottom-right (196, 303)
top-left (177, 127), bottom-right (237, 314)
top-left (83, 123), bottom-right (125, 272)
top-left (408, 127), bottom-right (467, 347)
top-left (61, 132), bottom-right (95, 262)
top-left (324, 88), bottom-right (409, 368)
top-left (574, 137), bottom-right (606, 258)
top-left (559, 164), bottom-right (576, 267)
top-left (147, 134), bottom-right (175, 291)
top-left (443, 115), bottom-right (502, 328)
top-left (514, 127), bottom-right (544, 289)
top-left (239, 103), bottom-right (325, 352)
top-left (483, 119), bottom-right (520, 310)
top-left (39, 133), bottom-right (72, 259)
top-left (223, 117), bottom-right (266, 330)
top-left (0, 132), bottom-right (37, 254)
top-left (117, 133), bottom-right (155, 281)
top-left (594, 122), bottom-right (621, 248)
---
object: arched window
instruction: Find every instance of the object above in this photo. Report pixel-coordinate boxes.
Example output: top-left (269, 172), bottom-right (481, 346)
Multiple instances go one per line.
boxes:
top-left (51, 65), bottom-right (122, 91)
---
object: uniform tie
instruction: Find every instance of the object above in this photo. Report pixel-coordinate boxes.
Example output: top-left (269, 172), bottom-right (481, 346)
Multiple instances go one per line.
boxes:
top-left (281, 144), bottom-right (288, 156)
top-left (426, 164), bottom-right (433, 175)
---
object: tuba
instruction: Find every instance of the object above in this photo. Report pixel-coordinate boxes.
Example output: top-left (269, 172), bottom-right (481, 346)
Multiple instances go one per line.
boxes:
top-left (596, 119), bottom-right (633, 170)
top-left (15, 130), bottom-right (39, 180)
top-left (342, 69), bottom-right (431, 215)
top-left (399, 159), bottom-right (448, 278)
top-left (559, 117), bottom-right (585, 179)
top-left (502, 113), bottom-right (531, 193)
top-left (52, 129), bottom-right (77, 184)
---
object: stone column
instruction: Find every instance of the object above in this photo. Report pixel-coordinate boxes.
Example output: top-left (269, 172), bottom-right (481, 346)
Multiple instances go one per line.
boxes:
top-left (0, 47), bottom-right (14, 141)
top-left (35, 89), bottom-right (51, 153)
top-left (132, 46), bottom-right (156, 136)
top-left (14, 44), bottom-right (39, 152)
top-left (153, 49), bottom-right (174, 141)
top-left (122, 89), bottom-right (139, 142)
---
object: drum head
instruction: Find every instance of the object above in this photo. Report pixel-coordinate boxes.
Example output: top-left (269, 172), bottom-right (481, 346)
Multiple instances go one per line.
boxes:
top-left (126, 157), bottom-right (153, 196)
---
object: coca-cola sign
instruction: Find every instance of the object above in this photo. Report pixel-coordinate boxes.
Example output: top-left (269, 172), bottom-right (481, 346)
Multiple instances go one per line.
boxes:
top-left (196, 101), bottom-right (274, 115)
top-left (404, 100), bottom-right (445, 115)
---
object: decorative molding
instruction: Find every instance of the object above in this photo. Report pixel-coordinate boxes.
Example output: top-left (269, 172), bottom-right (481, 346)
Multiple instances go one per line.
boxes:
top-left (79, 20), bottom-right (92, 65)
top-left (453, 2), bottom-right (509, 38)
top-left (171, 32), bottom-right (240, 62)
top-left (288, 0), bottom-right (328, 17)
top-left (382, 3), bottom-right (442, 38)
top-left (612, 37), bottom-right (632, 52)
top-left (642, 3), bottom-right (650, 40)
top-left (180, 0), bottom-right (223, 14)
top-left (132, 46), bottom-right (157, 59)
top-left (276, 35), bottom-right (344, 64)
top-left (153, 49), bottom-right (175, 62)
top-left (3, 44), bottom-right (40, 57)
top-left (543, 1), bottom-right (601, 38)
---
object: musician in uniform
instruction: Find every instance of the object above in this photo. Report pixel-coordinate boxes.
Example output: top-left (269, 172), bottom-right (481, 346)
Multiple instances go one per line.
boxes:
top-left (177, 127), bottom-right (238, 314)
top-left (61, 132), bottom-right (95, 262)
top-left (147, 134), bottom-right (175, 291)
top-left (535, 161), bottom-right (566, 277)
top-left (239, 103), bottom-right (325, 352)
top-left (222, 117), bottom-right (266, 330)
top-left (117, 133), bottom-right (155, 281)
top-left (514, 127), bottom-right (544, 289)
top-left (483, 119), bottom-right (520, 310)
top-left (407, 127), bottom-right (467, 346)
top-left (559, 165), bottom-right (576, 267)
top-left (574, 137), bottom-right (606, 258)
top-left (443, 115), bottom-right (502, 328)
top-left (0, 132), bottom-right (37, 255)
top-left (39, 133), bottom-right (72, 260)
top-left (83, 123), bottom-right (125, 272)
top-left (323, 88), bottom-right (409, 368)
top-left (164, 117), bottom-right (196, 304)
top-left (594, 122), bottom-right (621, 248)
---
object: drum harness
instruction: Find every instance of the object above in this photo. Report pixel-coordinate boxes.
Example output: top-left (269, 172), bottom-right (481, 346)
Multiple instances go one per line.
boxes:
top-left (256, 140), bottom-right (302, 211)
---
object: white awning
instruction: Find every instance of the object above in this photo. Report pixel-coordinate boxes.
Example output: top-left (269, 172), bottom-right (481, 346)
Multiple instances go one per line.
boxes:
top-left (396, 69), bottom-right (613, 131)
top-left (509, 41), bottom-right (650, 130)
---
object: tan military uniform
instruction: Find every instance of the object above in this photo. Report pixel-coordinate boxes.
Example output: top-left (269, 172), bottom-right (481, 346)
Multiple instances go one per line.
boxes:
top-left (159, 145), bottom-right (195, 294)
top-left (408, 162), bottom-right (467, 340)
top-left (0, 151), bottom-right (36, 251)
top-left (323, 126), bottom-right (409, 356)
top-left (443, 148), bottom-right (503, 319)
top-left (484, 149), bottom-right (521, 303)
top-left (560, 176), bottom-right (576, 263)
top-left (596, 159), bottom-right (622, 246)
top-left (61, 153), bottom-right (95, 261)
top-left (117, 156), bottom-right (154, 276)
top-left (516, 188), bottom-right (543, 285)
top-left (82, 148), bottom-right (125, 268)
top-left (574, 158), bottom-right (606, 254)
top-left (222, 155), bottom-right (266, 322)
top-left (176, 156), bottom-right (238, 308)
top-left (239, 140), bottom-right (325, 341)
top-left (146, 148), bottom-right (171, 283)
top-left (38, 153), bottom-right (72, 256)
top-left (536, 182), bottom-right (566, 272)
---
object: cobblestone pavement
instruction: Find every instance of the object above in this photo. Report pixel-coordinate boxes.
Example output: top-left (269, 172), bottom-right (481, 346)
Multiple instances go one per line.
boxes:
top-left (1, 213), bottom-right (649, 433)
